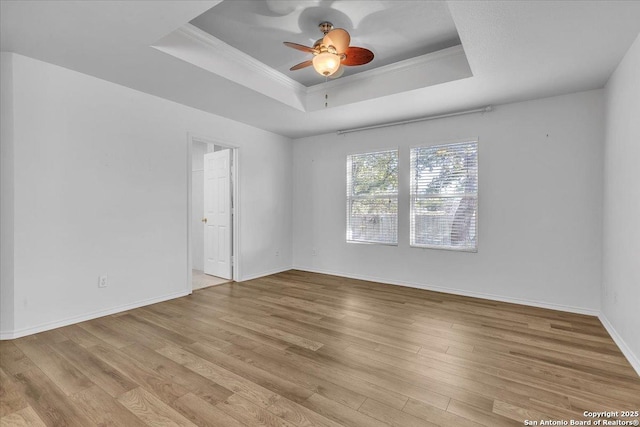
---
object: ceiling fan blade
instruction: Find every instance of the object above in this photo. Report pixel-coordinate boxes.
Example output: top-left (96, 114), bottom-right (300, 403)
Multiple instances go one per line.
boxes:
top-left (283, 42), bottom-right (315, 53)
top-left (341, 46), bottom-right (374, 66)
top-left (323, 28), bottom-right (350, 54)
top-left (289, 60), bottom-right (313, 71)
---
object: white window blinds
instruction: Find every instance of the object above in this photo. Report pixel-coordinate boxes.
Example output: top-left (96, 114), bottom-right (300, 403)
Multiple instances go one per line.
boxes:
top-left (347, 150), bottom-right (398, 244)
top-left (410, 141), bottom-right (478, 251)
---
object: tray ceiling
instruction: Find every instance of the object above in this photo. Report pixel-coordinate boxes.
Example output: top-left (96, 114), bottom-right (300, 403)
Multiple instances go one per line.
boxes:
top-left (190, 0), bottom-right (461, 87)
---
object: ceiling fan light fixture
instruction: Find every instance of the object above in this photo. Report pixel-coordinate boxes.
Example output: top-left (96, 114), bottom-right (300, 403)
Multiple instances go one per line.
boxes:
top-left (329, 64), bottom-right (345, 79)
top-left (313, 52), bottom-right (341, 76)
top-left (284, 20), bottom-right (374, 80)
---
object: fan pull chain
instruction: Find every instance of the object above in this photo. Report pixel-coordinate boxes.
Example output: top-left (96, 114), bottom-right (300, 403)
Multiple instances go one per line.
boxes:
top-left (325, 76), bottom-right (329, 108)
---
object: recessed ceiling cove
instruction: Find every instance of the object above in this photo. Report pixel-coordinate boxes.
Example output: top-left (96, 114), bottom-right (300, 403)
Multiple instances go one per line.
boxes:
top-left (151, 0), bottom-right (472, 111)
top-left (190, 0), bottom-right (462, 87)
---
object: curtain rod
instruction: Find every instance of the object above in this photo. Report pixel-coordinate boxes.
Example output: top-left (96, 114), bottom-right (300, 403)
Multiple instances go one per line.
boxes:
top-left (336, 106), bottom-right (493, 135)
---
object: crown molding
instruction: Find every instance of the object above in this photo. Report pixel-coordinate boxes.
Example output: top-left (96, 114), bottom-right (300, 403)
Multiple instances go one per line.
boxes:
top-left (306, 45), bottom-right (467, 95)
top-left (154, 24), bottom-right (471, 112)
top-left (178, 24), bottom-right (307, 94)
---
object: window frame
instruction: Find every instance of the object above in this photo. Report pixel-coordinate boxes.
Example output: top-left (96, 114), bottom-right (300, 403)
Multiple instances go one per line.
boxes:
top-left (346, 148), bottom-right (399, 246)
top-left (409, 139), bottom-right (479, 252)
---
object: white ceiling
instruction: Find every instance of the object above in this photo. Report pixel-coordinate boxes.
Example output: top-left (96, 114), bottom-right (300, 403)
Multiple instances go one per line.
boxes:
top-left (190, 0), bottom-right (461, 86)
top-left (1, 1), bottom-right (640, 139)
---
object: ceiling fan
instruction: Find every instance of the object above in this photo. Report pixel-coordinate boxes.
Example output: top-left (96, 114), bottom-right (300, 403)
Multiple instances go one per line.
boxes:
top-left (284, 22), bottom-right (374, 79)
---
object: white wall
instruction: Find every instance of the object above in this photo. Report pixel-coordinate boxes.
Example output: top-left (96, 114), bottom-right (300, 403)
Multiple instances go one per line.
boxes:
top-left (602, 33), bottom-right (640, 371)
top-left (0, 53), bottom-right (15, 333)
top-left (0, 53), bottom-right (292, 339)
top-left (293, 90), bottom-right (604, 313)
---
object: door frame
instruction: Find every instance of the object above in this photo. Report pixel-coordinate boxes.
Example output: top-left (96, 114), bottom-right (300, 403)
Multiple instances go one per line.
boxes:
top-left (187, 133), bottom-right (240, 291)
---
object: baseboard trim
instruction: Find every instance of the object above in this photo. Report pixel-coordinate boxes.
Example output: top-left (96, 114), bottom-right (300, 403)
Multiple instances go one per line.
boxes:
top-left (292, 266), bottom-right (600, 316)
top-left (240, 266), bottom-right (292, 282)
top-left (598, 313), bottom-right (640, 376)
top-left (0, 290), bottom-right (191, 340)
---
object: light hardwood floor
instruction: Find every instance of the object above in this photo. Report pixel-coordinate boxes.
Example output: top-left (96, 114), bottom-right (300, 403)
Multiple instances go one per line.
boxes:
top-left (1, 270), bottom-right (639, 426)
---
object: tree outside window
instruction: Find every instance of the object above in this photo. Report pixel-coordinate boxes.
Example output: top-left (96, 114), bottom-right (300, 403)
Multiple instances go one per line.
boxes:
top-left (410, 141), bottom-right (478, 251)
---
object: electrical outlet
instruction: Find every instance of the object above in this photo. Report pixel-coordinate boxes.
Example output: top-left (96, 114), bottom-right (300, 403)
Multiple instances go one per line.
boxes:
top-left (312, 249), bottom-right (318, 256)
top-left (275, 250), bottom-right (280, 257)
top-left (98, 275), bottom-right (108, 288)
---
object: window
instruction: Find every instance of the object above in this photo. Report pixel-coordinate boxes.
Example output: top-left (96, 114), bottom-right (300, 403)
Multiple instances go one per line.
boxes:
top-left (347, 149), bottom-right (398, 244)
top-left (410, 141), bottom-right (478, 251)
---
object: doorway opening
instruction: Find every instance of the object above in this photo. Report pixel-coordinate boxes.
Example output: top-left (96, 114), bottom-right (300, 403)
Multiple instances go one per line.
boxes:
top-left (188, 134), bottom-right (239, 291)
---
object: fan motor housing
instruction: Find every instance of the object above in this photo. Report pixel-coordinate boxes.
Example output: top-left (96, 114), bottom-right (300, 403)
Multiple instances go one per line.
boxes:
top-left (318, 21), bottom-right (334, 35)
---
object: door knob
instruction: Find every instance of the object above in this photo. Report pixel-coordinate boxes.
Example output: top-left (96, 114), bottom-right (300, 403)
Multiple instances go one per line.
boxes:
top-left (201, 218), bottom-right (208, 223)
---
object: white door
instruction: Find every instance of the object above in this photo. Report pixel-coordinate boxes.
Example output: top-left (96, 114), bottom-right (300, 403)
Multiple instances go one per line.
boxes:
top-left (203, 149), bottom-right (232, 279)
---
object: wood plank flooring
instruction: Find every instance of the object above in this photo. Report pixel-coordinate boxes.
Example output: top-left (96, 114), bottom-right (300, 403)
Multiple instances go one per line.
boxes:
top-left (1, 270), bottom-right (639, 426)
